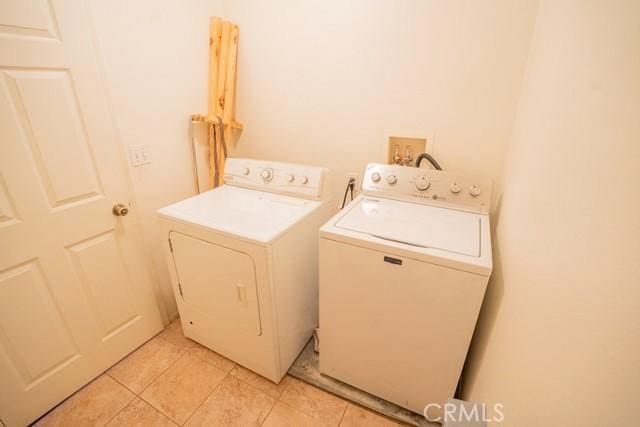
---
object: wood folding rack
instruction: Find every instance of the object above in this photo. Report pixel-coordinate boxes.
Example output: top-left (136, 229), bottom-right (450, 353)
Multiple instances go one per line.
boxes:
top-left (191, 17), bottom-right (243, 190)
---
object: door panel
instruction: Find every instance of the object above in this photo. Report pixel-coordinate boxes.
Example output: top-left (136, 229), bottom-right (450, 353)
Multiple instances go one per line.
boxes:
top-left (0, 0), bottom-right (58, 38)
top-left (0, 260), bottom-right (78, 386)
top-left (170, 232), bottom-right (262, 336)
top-left (4, 69), bottom-right (103, 208)
top-left (0, 174), bottom-right (19, 227)
top-left (0, 1), bottom-right (162, 425)
top-left (67, 232), bottom-right (139, 341)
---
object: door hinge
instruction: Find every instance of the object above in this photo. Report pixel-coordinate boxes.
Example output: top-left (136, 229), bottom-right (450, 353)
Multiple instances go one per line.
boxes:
top-left (168, 238), bottom-right (173, 252)
top-left (178, 282), bottom-right (183, 297)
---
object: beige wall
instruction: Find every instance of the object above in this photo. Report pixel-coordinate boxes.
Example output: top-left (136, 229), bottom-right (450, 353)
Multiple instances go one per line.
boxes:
top-left (219, 0), bottom-right (538, 205)
top-left (87, 0), bottom-right (538, 320)
top-left (90, 0), bottom-right (221, 319)
top-left (463, 1), bottom-right (640, 425)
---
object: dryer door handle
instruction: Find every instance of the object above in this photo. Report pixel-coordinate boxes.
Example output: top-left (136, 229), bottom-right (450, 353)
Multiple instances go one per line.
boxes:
top-left (236, 283), bottom-right (248, 307)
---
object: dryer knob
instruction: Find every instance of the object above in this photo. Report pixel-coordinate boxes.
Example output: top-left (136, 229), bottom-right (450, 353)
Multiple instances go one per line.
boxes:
top-left (371, 172), bottom-right (381, 183)
top-left (243, 167), bottom-right (250, 176)
top-left (469, 185), bottom-right (481, 197)
top-left (261, 168), bottom-right (274, 181)
top-left (300, 176), bottom-right (309, 184)
top-left (415, 175), bottom-right (430, 191)
top-left (286, 174), bottom-right (295, 182)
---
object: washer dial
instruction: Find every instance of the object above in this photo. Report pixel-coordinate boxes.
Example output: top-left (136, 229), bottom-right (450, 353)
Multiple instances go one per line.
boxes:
top-left (371, 172), bottom-right (381, 183)
top-left (261, 168), bottom-right (274, 181)
top-left (469, 185), bottom-right (481, 197)
top-left (450, 182), bottom-right (462, 193)
top-left (415, 175), bottom-right (430, 191)
top-left (387, 175), bottom-right (397, 185)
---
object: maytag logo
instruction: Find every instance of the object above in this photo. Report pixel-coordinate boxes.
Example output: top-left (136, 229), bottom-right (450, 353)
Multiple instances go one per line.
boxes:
top-left (383, 256), bottom-right (402, 265)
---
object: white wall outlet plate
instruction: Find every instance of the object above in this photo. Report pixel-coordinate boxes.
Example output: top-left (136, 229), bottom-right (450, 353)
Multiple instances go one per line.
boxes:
top-left (128, 144), bottom-right (151, 167)
top-left (347, 172), bottom-right (360, 193)
top-left (338, 173), bottom-right (361, 209)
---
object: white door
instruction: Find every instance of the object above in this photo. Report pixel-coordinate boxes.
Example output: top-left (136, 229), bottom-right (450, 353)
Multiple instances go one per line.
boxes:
top-left (0, 1), bottom-right (163, 425)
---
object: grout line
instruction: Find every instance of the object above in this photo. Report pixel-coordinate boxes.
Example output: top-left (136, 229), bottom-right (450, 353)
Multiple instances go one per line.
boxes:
top-left (262, 400), bottom-right (307, 425)
top-left (185, 343), bottom-right (237, 375)
top-left (136, 351), bottom-right (189, 424)
top-left (106, 330), bottom-right (189, 399)
top-left (137, 350), bottom-right (187, 396)
top-left (181, 369), bottom-right (232, 426)
top-left (229, 370), bottom-right (291, 400)
top-left (100, 384), bottom-right (137, 427)
top-left (137, 392), bottom-right (182, 426)
top-left (276, 374), bottom-right (293, 399)
top-left (105, 371), bottom-right (140, 396)
top-left (337, 402), bottom-right (349, 426)
top-left (258, 397), bottom-right (277, 426)
top-left (282, 377), bottom-right (349, 426)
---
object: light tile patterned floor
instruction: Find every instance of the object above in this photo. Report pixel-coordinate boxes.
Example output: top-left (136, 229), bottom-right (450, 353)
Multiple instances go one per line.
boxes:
top-left (35, 318), bottom-right (406, 427)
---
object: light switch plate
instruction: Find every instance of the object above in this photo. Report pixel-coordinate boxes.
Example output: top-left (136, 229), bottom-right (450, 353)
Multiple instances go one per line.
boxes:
top-left (128, 144), bottom-right (151, 167)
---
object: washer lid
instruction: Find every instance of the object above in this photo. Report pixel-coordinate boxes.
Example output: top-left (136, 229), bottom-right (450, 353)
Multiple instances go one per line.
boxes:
top-left (158, 185), bottom-right (321, 244)
top-left (335, 197), bottom-right (481, 256)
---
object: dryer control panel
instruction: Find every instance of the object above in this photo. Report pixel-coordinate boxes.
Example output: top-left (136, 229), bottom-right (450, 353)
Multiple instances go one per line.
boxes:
top-left (362, 163), bottom-right (492, 214)
top-left (224, 158), bottom-right (330, 200)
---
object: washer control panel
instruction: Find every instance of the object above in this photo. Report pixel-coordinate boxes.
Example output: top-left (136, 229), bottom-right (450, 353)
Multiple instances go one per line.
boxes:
top-left (224, 158), bottom-right (329, 200)
top-left (362, 163), bottom-right (492, 214)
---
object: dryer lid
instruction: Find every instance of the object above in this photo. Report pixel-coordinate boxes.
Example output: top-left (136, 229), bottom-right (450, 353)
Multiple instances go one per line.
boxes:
top-left (158, 185), bottom-right (322, 244)
top-left (335, 197), bottom-right (481, 257)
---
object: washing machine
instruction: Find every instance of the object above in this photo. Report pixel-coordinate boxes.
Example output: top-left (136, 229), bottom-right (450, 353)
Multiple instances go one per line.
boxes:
top-left (158, 158), bottom-right (331, 382)
top-left (319, 163), bottom-right (492, 417)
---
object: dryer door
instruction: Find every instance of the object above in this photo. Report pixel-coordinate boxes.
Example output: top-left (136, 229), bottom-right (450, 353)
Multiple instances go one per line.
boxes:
top-left (169, 232), bottom-right (262, 335)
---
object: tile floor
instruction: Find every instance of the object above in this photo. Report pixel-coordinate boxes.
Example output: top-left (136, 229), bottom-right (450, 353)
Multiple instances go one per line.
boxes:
top-left (35, 318), bottom-right (406, 426)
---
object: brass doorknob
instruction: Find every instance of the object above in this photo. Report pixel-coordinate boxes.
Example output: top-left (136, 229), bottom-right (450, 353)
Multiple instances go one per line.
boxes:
top-left (112, 203), bottom-right (129, 216)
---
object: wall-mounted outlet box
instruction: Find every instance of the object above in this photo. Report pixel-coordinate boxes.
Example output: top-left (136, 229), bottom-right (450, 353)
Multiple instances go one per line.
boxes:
top-left (386, 135), bottom-right (427, 166)
top-left (382, 130), bottom-right (433, 166)
top-left (338, 172), bottom-right (361, 209)
top-left (347, 172), bottom-right (360, 193)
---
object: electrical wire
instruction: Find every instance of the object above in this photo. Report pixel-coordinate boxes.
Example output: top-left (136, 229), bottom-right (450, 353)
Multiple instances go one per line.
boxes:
top-left (341, 178), bottom-right (356, 209)
top-left (340, 184), bottom-right (350, 209)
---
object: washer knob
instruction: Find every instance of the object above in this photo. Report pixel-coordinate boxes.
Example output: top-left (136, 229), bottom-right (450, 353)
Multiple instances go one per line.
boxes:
top-left (387, 175), bottom-right (397, 185)
top-left (450, 182), bottom-right (462, 193)
top-left (300, 176), bottom-right (309, 184)
top-left (469, 185), bottom-right (481, 197)
top-left (243, 167), bottom-right (250, 175)
top-left (261, 168), bottom-right (274, 181)
top-left (286, 174), bottom-right (295, 182)
top-left (371, 172), bottom-right (381, 183)
top-left (415, 175), bottom-right (430, 191)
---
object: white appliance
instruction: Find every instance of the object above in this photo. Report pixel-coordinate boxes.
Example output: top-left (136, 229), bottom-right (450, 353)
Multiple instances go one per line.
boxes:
top-left (319, 163), bottom-right (492, 417)
top-left (158, 158), bottom-right (331, 382)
